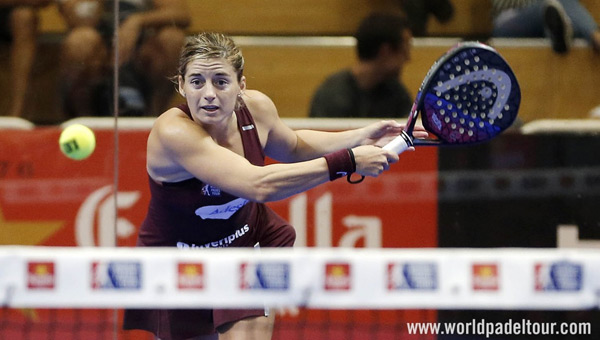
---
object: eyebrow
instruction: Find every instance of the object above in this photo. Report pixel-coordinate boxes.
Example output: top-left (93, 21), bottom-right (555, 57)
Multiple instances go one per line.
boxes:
top-left (188, 72), bottom-right (232, 78)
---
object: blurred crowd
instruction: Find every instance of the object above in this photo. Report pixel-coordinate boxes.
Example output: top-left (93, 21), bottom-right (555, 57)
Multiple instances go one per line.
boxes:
top-left (1, 0), bottom-right (599, 124)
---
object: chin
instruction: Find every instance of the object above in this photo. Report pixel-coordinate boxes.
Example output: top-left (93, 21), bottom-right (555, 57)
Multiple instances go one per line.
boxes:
top-left (198, 110), bottom-right (232, 123)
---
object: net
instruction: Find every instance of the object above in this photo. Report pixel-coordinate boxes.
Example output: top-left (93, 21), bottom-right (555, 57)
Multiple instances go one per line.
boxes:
top-left (1, 246), bottom-right (599, 339)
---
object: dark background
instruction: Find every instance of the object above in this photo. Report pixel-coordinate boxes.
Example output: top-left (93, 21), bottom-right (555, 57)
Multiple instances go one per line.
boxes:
top-left (437, 132), bottom-right (600, 339)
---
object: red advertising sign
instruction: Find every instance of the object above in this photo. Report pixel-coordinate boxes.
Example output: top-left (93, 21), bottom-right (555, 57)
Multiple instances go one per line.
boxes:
top-left (177, 262), bottom-right (204, 290)
top-left (27, 261), bottom-right (55, 290)
top-left (324, 262), bottom-right (351, 291)
top-left (0, 126), bottom-right (437, 249)
top-left (472, 263), bottom-right (500, 291)
top-left (0, 124), bottom-right (438, 339)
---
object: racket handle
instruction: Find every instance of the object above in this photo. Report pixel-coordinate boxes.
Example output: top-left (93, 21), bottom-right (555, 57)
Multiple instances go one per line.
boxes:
top-left (382, 131), bottom-right (413, 154)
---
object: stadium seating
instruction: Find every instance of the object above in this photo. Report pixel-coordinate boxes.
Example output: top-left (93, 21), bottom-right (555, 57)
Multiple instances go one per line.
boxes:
top-left (1, 0), bottom-right (599, 124)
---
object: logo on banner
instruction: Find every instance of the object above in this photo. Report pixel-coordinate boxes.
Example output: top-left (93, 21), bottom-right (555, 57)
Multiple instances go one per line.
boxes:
top-left (240, 262), bottom-right (290, 290)
top-left (324, 263), bottom-right (351, 291)
top-left (535, 261), bottom-right (582, 291)
top-left (27, 262), bottom-right (55, 289)
top-left (387, 262), bottom-right (438, 290)
top-left (178, 262), bottom-right (204, 290)
top-left (91, 261), bottom-right (141, 290)
top-left (76, 185), bottom-right (141, 247)
top-left (472, 263), bottom-right (499, 291)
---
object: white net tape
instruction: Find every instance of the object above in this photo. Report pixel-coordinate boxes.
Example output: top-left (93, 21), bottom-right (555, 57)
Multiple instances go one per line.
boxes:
top-left (1, 246), bottom-right (599, 310)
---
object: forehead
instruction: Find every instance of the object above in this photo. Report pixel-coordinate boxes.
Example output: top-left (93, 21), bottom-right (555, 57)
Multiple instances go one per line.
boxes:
top-left (185, 58), bottom-right (236, 77)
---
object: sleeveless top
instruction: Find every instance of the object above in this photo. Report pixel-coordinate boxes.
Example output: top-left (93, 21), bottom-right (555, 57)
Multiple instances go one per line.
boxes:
top-left (136, 101), bottom-right (266, 248)
top-left (124, 101), bottom-right (295, 339)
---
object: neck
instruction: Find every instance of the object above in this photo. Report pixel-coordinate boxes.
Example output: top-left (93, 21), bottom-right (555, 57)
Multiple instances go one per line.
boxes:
top-left (203, 111), bottom-right (238, 146)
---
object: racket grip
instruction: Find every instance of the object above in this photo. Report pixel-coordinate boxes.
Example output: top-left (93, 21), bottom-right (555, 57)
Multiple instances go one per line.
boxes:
top-left (382, 131), bottom-right (413, 154)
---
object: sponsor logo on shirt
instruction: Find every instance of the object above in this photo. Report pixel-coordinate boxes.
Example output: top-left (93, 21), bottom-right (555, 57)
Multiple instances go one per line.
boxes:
top-left (27, 261), bottom-right (55, 289)
top-left (91, 261), bottom-right (141, 290)
top-left (201, 184), bottom-right (221, 197)
top-left (177, 224), bottom-right (250, 249)
top-left (195, 198), bottom-right (249, 219)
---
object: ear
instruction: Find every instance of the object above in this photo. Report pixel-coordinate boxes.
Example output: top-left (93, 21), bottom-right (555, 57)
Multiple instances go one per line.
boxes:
top-left (178, 75), bottom-right (185, 97)
top-left (239, 75), bottom-right (247, 92)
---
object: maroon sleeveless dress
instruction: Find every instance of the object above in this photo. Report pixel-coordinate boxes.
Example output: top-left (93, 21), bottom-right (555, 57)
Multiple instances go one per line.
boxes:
top-left (123, 102), bottom-right (296, 340)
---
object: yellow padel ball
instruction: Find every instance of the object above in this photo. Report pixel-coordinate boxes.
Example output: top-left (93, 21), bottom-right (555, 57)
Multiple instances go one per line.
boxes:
top-left (59, 124), bottom-right (96, 160)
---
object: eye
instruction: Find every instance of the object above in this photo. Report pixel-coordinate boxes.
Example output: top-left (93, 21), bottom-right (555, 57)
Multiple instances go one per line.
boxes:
top-left (215, 78), bottom-right (229, 87)
top-left (190, 78), bottom-right (204, 87)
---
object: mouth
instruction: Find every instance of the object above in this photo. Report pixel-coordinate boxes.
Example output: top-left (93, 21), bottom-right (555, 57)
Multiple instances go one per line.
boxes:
top-left (201, 105), bottom-right (219, 113)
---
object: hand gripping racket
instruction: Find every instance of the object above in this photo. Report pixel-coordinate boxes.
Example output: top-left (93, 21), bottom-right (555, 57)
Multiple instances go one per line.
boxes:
top-left (383, 41), bottom-right (520, 154)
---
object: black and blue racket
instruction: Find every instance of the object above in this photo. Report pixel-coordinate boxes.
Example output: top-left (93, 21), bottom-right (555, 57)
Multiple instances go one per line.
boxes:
top-left (383, 41), bottom-right (520, 154)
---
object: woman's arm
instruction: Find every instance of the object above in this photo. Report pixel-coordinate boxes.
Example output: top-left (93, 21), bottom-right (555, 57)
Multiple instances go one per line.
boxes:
top-left (150, 109), bottom-right (333, 203)
top-left (245, 90), bottom-right (405, 163)
top-left (150, 105), bottom-right (396, 203)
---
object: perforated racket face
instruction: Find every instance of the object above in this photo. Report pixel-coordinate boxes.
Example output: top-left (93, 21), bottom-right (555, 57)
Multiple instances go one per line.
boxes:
top-left (416, 42), bottom-right (520, 145)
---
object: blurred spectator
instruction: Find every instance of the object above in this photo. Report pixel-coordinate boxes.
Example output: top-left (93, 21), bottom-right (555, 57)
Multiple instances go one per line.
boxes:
top-left (397, 0), bottom-right (454, 37)
top-left (492, 0), bottom-right (600, 54)
top-left (309, 12), bottom-right (413, 119)
top-left (0, 0), bottom-right (52, 118)
top-left (58, 0), bottom-right (190, 118)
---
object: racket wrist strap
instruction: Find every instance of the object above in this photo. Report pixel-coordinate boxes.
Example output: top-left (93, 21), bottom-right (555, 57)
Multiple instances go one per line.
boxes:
top-left (323, 148), bottom-right (356, 181)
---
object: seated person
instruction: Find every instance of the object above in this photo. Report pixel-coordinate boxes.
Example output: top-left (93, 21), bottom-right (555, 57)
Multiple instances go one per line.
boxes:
top-left (309, 12), bottom-right (413, 119)
top-left (0, 0), bottom-right (52, 118)
top-left (492, 0), bottom-right (600, 54)
top-left (397, 0), bottom-right (454, 37)
top-left (58, 0), bottom-right (190, 117)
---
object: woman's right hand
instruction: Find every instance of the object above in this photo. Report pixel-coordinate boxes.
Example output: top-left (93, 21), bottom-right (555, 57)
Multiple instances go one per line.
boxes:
top-left (351, 145), bottom-right (399, 178)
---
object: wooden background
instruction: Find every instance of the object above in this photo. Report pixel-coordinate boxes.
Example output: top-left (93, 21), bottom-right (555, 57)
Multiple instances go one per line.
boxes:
top-left (1, 0), bottom-right (599, 124)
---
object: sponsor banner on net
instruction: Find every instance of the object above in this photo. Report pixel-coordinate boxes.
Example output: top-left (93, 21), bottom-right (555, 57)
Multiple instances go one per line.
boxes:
top-left (91, 261), bottom-right (142, 290)
top-left (240, 262), bottom-right (290, 290)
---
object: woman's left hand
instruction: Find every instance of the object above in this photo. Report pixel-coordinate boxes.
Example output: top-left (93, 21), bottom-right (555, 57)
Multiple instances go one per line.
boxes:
top-left (360, 120), bottom-right (428, 147)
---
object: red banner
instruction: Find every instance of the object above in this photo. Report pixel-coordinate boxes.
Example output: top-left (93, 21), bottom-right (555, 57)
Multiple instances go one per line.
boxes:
top-left (0, 125), bottom-right (438, 339)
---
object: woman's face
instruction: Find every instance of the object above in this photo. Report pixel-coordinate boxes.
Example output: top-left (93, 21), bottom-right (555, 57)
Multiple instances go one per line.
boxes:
top-left (179, 58), bottom-right (245, 125)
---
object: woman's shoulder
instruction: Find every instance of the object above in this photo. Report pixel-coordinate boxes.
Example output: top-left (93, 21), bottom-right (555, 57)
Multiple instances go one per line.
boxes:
top-left (242, 89), bottom-right (278, 117)
top-left (243, 89), bottom-right (273, 105)
top-left (154, 106), bottom-right (187, 125)
top-left (151, 107), bottom-right (198, 138)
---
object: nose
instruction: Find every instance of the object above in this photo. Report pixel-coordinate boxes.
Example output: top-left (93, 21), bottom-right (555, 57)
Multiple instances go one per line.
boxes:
top-left (203, 83), bottom-right (216, 102)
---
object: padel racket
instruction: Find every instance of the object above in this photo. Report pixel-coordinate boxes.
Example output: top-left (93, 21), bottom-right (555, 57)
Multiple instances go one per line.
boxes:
top-left (383, 41), bottom-right (520, 154)
top-left (348, 41), bottom-right (520, 183)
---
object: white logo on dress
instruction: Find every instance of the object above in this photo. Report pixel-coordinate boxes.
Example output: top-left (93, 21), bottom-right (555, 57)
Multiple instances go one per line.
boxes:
top-left (195, 198), bottom-right (249, 219)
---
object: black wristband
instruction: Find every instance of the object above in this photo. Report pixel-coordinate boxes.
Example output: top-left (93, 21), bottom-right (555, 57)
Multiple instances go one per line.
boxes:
top-left (323, 149), bottom-right (355, 181)
top-left (346, 148), bottom-right (357, 173)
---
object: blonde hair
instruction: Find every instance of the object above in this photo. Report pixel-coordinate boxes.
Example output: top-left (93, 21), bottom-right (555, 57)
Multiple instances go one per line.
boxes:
top-left (174, 32), bottom-right (245, 83)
